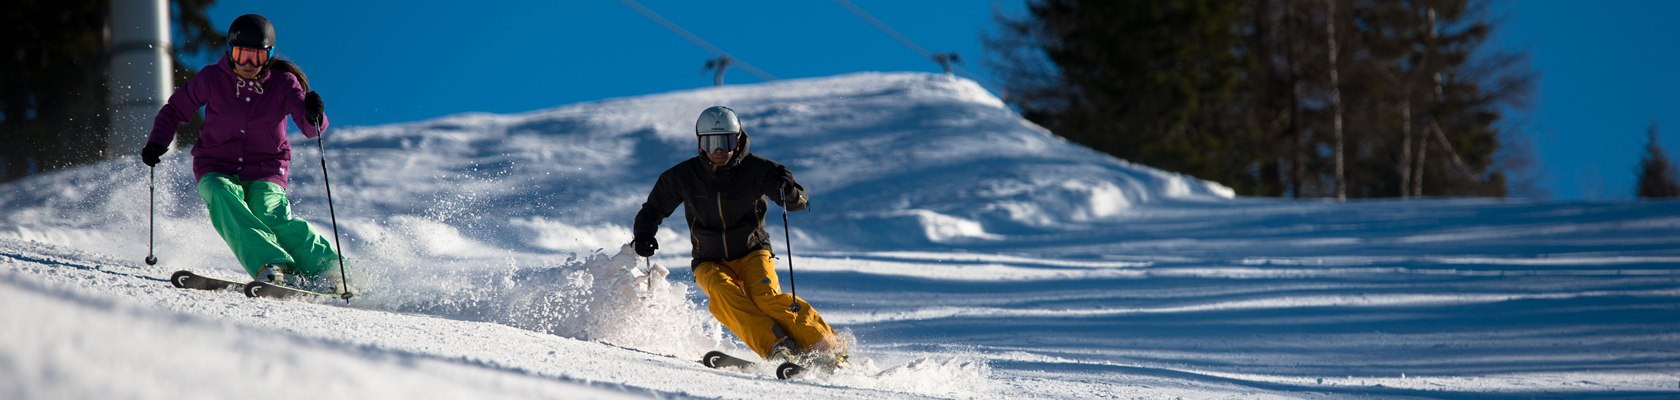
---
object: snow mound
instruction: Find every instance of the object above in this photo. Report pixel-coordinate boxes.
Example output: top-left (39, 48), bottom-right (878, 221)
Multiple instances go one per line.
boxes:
top-left (305, 72), bottom-right (1235, 253)
top-left (354, 242), bottom-right (724, 358)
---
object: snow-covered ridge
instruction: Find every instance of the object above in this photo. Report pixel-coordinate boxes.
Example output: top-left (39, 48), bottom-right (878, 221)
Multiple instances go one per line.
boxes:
top-left (318, 72), bottom-right (1234, 253)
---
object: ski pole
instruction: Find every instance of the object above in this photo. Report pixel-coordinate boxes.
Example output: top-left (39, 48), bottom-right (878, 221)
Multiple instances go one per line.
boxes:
top-left (779, 183), bottom-right (800, 313)
top-left (145, 165), bottom-right (158, 266)
top-left (316, 133), bottom-right (353, 303)
top-left (645, 257), bottom-right (654, 299)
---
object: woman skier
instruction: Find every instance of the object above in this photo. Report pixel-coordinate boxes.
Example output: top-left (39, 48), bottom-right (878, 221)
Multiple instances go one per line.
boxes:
top-left (140, 14), bottom-right (339, 290)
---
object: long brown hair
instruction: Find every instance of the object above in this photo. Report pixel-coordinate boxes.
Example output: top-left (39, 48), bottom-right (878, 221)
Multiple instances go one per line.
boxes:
top-left (268, 58), bottom-right (310, 92)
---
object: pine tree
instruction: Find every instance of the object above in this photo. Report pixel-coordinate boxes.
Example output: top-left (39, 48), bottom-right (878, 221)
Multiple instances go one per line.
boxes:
top-left (987, 0), bottom-right (1248, 187)
top-left (1636, 125), bottom-right (1680, 199)
top-left (987, 0), bottom-right (1533, 198)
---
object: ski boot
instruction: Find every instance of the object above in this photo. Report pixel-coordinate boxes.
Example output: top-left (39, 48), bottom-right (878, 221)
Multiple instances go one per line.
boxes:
top-left (254, 263), bottom-right (289, 283)
top-left (766, 339), bottom-right (806, 379)
top-left (257, 263), bottom-right (339, 294)
top-left (824, 352), bottom-right (851, 370)
top-left (768, 339), bottom-right (797, 363)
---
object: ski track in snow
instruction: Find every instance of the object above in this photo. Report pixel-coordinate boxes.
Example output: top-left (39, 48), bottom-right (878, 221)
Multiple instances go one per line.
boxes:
top-left (3, 72), bottom-right (1680, 399)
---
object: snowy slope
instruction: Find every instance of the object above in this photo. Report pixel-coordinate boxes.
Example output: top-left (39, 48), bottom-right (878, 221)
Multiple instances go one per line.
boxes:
top-left (3, 72), bottom-right (1679, 399)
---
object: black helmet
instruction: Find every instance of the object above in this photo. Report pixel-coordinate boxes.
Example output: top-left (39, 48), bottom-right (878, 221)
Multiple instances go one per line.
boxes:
top-left (227, 14), bottom-right (275, 49)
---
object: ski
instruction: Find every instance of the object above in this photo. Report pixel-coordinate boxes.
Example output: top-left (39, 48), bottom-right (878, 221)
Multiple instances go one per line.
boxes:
top-left (774, 361), bottom-right (805, 380)
top-left (169, 270), bottom-right (245, 291)
top-left (700, 351), bottom-right (805, 380)
top-left (243, 280), bottom-right (346, 301)
top-left (701, 350), bottom-right (756, 369)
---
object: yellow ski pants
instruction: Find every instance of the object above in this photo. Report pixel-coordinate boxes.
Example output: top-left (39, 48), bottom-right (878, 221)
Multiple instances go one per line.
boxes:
top-left (694, 250), bottom-right (839, 360)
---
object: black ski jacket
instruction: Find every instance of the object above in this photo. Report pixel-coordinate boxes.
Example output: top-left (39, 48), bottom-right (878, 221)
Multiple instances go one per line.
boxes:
top-left (633, 134), bottom-right (808, 267)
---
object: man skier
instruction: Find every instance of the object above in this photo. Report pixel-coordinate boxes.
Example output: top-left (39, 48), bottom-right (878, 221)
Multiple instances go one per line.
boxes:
top-left (632, 106), bottom-right (845, 366)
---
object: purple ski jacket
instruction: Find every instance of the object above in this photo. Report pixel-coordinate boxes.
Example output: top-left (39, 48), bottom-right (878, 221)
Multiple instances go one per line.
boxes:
top-left (147, 55), bottom-right (328, 189)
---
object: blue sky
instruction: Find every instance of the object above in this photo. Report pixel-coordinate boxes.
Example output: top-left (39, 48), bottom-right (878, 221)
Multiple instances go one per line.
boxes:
top-left (185, 0), bottom-right (1677, 200)
top-left (1487, 0), bottom-right (1680, 200)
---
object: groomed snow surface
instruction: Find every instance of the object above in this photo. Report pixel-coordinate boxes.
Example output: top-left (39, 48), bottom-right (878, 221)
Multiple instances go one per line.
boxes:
top-left (3, 73), bottom-right (1678, 399)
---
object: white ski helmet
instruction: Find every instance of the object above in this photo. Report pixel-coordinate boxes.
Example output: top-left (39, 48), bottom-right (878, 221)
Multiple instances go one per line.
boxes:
top-left (695, 106), bottom-right (743, 153)
top-left (695, 106), bottom-right (742, 136)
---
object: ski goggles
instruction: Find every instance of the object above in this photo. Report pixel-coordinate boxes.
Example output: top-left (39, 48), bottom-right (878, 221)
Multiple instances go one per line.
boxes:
top-left (230, 45), bottom-right (273, 67)
top-left (699, 133), bottom-right (739, 153)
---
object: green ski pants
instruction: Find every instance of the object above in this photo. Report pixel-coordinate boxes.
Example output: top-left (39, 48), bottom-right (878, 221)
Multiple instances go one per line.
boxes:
top-left (196, 173), bottom-right (338, 279)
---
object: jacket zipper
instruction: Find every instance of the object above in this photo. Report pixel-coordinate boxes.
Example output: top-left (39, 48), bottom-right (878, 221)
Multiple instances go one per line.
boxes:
top-left (716, 192), bottom-right (729, 260)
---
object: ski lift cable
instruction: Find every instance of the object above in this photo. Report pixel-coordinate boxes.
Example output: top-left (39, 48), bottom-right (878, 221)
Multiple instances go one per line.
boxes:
top-left (834, 0), bottom-right (932, 59)
top-left (831, 0), bottom-right (1000, 91)
top-left (620, 0), bottom-right (777, 82)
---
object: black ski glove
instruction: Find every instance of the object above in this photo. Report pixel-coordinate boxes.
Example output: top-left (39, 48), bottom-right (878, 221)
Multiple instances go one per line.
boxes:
top-left (780, 182), bottom-right (801, 200)
top-left (633, 236), bottom-right (658, 258)
top-left (779, 182), bottom-right (807, 211)
top-left (304, 91), bottom-right (325, 126)
top-left (141, 143), bottom-right (168, 167)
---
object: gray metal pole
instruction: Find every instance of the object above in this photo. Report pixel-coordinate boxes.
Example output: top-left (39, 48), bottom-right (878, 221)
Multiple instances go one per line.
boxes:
top-left (109, 0), bottom-right (173, 157)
